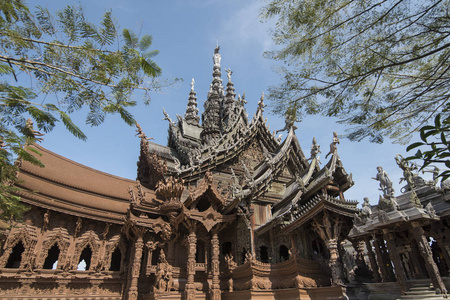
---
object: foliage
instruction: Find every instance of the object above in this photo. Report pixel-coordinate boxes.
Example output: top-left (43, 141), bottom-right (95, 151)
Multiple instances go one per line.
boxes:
top-left (262, 0), bottom-right (450, 144)
top-left (0, 0), bottom-right (166, 222)
top-left (406, 111), bottom-right (450, 181)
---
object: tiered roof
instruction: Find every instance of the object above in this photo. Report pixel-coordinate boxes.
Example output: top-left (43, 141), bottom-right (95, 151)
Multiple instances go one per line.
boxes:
top-left (139, 47), bottom-right (358, 233)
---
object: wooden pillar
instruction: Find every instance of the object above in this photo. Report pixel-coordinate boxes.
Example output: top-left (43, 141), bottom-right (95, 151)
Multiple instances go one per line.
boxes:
top-left (326, 239), bottom-right (345, 285)
top-left (311, 211), bottom-right (345, 286)
top-left (210, 230), bottom-right (221, 300)
top-left (411, 223), bottom-right (447, 296)
top-left (383, 230), bottom-right (408, 294)
top-left (364, 236), bottom-right (381, 283)
top-left (372, 236), bottom-right (393, 282)
top-left (127, 234), bottom-right (144, 300)
top-left (185, 227), bottom-right (197, 300)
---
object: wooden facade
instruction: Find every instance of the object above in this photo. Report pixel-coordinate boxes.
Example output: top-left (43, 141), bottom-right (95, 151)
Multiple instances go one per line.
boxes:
top-left (0, 47), bottom-right (362, 300)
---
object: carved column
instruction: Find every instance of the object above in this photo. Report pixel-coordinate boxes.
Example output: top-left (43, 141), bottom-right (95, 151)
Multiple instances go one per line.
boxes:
top-left (210, 230), bottom-right (221, 300)
top-left (326, 239), bottom-right (345, 285)
top-left (364, 236), bottom-right (381, 283)
top-left (383, 230), bottom-right (408, 294)
top-left (372, 236), bottom-right (391, 282)
top-left (352, 239), bottom-right (366, 267)
top-left (311, 211), bottom-right (345, 286)
top-left (185, 227), bottom-right (197, 300)
top-left (409, 242), bottom-right (427, 279)
top-left (127, 233), bottom-right (144, 300)
top-left (411, 223), bottom-right (447, 295)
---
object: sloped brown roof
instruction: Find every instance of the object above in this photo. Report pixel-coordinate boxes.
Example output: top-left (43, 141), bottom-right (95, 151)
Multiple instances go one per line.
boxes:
top-left (15, 144), bottom-right (137, 224)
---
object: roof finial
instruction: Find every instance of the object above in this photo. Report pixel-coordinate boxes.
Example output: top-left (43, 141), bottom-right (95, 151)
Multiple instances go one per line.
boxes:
top-left (325, 132), bottom-right (340, 159)
top-left (257, 92), bottom-right (267, 113)
top-left (190, 78), bottom-right (195, 91)
top-left (213, 46), bottom-right (221, 67)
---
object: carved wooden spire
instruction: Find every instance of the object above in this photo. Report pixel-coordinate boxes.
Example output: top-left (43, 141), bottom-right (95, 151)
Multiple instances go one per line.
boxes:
top-left (201, 47), bottom-right (223, 144)
top-left (223, 68), bottom-right (236, 125)
top-left (184, 78), bottom-right (200, 125)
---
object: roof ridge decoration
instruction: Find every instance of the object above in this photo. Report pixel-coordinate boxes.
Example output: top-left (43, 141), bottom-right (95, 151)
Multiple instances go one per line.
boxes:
top-left (156, 176), bottom-right (184, 216)
top-left (136, 122), bottom-right (167, 189)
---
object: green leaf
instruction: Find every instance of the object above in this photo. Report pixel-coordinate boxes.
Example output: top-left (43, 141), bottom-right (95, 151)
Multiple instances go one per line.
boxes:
top-left (58, 111), bottom-right (87, 141)
top-left (122, 28), bottom-right (138, 47)
top-left (406, 142), bottom-right (424, 152)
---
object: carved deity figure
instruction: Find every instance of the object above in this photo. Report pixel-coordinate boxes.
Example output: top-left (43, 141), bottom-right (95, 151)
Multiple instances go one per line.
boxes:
top-left (325, 132), bottom-right (339, 159)
top-left (155, 250), bottom-right (173, 293)
top-left (190, 78), bottom-right (195, 91)
top-left (395, 154), bottom-right (417, 191)
top-left (225, 68), bottom-right (232, 81)
top-left (213, 46), bottom-right (221, 67)
top-left (309, 137), bottom-right (321, 162)
top-left (25, 118), bottom-right (44, 142)
top-left (42, 210), bottom-right (50, 231)
top-left (372, 166), bottom-right (394, 197)
top-left (361, 197), bottom-right (372, 217)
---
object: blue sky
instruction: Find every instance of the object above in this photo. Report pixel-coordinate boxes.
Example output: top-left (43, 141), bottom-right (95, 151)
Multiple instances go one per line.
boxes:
top-left (36, 0), bottom-right (429, 205)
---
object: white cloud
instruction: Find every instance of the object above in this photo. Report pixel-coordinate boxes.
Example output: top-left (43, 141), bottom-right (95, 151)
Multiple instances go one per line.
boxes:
top-left (217, 1), bottom-right (276, 56)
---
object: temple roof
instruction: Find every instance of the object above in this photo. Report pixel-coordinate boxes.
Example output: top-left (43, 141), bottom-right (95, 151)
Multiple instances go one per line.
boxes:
top-left (16, 145), bottom-right (139, 224)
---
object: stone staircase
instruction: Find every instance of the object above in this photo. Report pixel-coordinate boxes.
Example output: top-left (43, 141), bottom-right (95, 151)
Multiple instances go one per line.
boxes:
top-left (397, 279), bottom-right (447, 300)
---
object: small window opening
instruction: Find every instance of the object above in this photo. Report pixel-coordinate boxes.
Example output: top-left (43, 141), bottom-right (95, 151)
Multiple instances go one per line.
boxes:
top-left (260, 246), bottom-right (269, 263)
top-left (109, 247), bottom-right (122, 271)
top-left (43, 244), bottom-right (60, 269)
top-left (195, 197), bottom-right (211, 212)
top-left (280, 245), bottom-right (289, 261)
top-left (77, 245), bottom-right (92, 271)
top-left (5, 241), bottom-right (25, 268)
top-left (196, 240), bottom-right (205, 263)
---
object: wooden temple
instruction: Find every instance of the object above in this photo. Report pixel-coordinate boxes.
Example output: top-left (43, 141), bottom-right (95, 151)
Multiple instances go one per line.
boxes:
top-left (0, 47), bottom-right (371, 300)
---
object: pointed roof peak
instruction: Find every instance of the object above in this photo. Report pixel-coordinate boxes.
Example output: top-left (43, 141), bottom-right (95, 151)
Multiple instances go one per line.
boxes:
top-left (185, 79), bottom-right (200, 125)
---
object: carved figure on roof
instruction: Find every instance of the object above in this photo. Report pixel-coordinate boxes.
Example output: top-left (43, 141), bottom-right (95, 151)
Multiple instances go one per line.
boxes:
top-left (191, 78), bottom-right (195, 91)
top-left (325, 132), bottom-right (339, 159)
top-left (423, 166), bottom-right (440, 186)
top-left (226, 68), bottom-right (232, 81)
top-left (257, 92), bottom-right (267, 112)
top-left (276, 112), bottom-right (299, 134)
top-left (378, 194), bottom-right (399, 211)
top-left (25, 118), bottom-right (44, 142)
top-left (425, 202), bottom-right (437, 218)
top-left (213, 46), bottom-right (221, 67)
top-left (162, 108), bottom-right (174, 125)
top-left (372, 166), bottom-right (394, 197)
top-left (309, 137), bottom-right (321, 162)
top-left (395, 154), bottom-right (417, 191)
top-left (360, 197), bottom-right (372, 217)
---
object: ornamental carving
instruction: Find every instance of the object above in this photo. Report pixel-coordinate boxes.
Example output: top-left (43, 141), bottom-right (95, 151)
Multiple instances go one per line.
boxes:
top-left (157, 176), bottom-right (184, 215)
